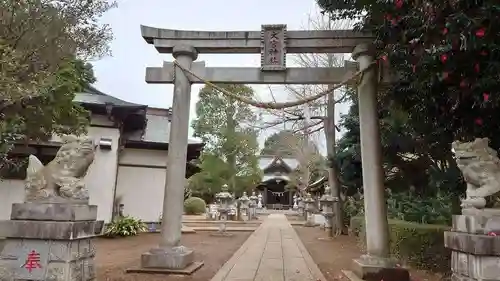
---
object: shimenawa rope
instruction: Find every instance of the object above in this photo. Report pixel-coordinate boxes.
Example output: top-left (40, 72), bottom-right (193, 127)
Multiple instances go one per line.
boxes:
top-left (172, 60), bottom-right (376, 110)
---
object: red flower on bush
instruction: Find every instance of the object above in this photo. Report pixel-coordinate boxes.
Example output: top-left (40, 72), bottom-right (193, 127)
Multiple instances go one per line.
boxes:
top-left (476, 28), bottom-right (486, 37)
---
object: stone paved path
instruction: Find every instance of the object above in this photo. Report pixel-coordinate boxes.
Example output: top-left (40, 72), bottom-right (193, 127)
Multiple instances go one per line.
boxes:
top-left (210, 214), bottom-right (327, 281)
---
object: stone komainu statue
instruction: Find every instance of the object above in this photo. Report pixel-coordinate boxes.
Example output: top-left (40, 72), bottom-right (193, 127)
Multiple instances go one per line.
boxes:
top-left (452, 138), bottom-right (500, 209)
top-left (24, 135), bottom-right (96, 202)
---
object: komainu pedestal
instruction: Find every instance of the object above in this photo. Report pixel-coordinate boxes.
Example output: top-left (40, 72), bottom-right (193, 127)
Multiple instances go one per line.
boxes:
top-left (444, 209), bottom-right (500, 281)
top-left (0, 203), bottom-right (103, 281)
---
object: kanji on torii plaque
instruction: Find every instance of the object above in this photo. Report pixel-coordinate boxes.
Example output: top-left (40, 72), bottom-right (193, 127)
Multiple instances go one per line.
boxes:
top-left (260, 24), bottom-right (287, 71)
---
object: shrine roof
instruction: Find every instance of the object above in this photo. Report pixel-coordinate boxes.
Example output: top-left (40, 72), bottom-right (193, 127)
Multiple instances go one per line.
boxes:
top-left (72, 87), bottom-right (202, 146)
top-left (258, 155), bottom-right (299, 171)
top-left (73, 86), bottom-right (146, 109)
top-left (262, 174), bottom-right (290, 183)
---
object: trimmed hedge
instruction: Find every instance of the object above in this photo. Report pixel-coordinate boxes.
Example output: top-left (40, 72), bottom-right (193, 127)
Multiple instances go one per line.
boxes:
top-left (350, 216), bottom-right (451, 273)
top-left (184, 197), bottom-right (207, 215)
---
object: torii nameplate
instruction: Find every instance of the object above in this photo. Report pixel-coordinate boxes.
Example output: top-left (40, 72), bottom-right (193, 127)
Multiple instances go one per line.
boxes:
top-left (260, 24), bottom-right (287, 71)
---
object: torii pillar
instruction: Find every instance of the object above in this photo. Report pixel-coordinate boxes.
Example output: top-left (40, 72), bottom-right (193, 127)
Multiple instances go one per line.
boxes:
top-left (127, 44), bottom-right (204, 274)
top-left (349, 44), bottom-right (409, 281)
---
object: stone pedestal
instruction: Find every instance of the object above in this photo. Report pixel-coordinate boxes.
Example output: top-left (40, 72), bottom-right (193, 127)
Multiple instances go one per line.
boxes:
top-left (444, 209), bottom-right (500, 281)
top-left (350, 255), bottom-right (409, 281)
top-left (0, 203), bottom-right (103, 281)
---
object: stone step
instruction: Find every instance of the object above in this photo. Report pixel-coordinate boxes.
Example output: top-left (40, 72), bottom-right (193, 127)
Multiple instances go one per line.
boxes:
top-left (183, 220), bottom-right (261, 227)
top-left (192, 226), bottom-right (257, 232)
top-left (146, 226), bottom-right (258, 233)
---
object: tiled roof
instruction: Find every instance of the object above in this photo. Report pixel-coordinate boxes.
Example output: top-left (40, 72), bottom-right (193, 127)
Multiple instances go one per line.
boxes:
top-left (75, 86), bottom-right (202, 145)
top-left (73, 86), bottom-right (146, 108)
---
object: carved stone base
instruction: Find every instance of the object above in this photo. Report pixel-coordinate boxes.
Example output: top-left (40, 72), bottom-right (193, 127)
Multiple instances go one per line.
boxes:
top-left (444, 213), bottom-right (500, 281)
top-left (453, 212), bottom-right (500, 235)
top-left (10, 203), bottom-right (97, 221)
top-left (351, 256), bottom-right (410, 281)
top-left (0, 238), bottom-right (96, 281)
top-left (0, 203), bottom-right (102, 281)
top-left (448, 251), bottom-right (500, 280)
top-left (1, 220), bottom-right (103, 240)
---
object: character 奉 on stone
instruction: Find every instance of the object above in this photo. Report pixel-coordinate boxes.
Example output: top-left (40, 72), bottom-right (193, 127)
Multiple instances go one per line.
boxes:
top-left (24, 135), bottom-right (96, 203)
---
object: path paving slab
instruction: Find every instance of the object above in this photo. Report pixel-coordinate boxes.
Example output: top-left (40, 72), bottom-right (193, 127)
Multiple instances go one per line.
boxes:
top-left (210, 214), bottom-right (327, 281)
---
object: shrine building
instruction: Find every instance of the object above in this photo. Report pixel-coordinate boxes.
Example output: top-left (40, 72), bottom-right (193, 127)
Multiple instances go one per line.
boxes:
top-left (256, 155), bottom-right (299, 209)
top-left (0, 87), bottom-right (204, 224)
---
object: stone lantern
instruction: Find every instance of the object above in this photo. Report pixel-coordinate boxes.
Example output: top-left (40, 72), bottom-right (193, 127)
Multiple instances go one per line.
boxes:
top-left (303, 193), bottom-right (316, 227)
top-left (238, 192), bottom-right (250, 220)
top-left (319, 185), bottom-right (338, 233)
top-left (292, 194), bottom-right (299, 209)
top-left (249, 191), bottom-right (258, 220)
top-left (214, 184), bottom-right (233, 236)
top-left (297, 195), bottom-right (305, 217)
top-left (257, 192), bottom-right (263, 209)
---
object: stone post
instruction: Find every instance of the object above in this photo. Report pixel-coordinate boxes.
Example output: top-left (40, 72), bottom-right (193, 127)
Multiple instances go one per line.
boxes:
top-left (131, 45), bottom-right (203, 274)
top-left (0, 203), bottom-right (103, 281)
top-left (350, 43), bottom-right (409, 281)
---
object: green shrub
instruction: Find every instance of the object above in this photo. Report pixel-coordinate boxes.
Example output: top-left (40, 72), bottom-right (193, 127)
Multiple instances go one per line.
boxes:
top-left (349, 215), bottom-right (365, 236)
top-left (354, 217), bottom-right (451, 272)
top-left (343, 195), bottom-right (365, 228)
top-left (104, 216), bottom-right (147, 238)
top-left (184, 197), bottom-right (206, 215)
top-left (386, 190), bottom-right (453, 225)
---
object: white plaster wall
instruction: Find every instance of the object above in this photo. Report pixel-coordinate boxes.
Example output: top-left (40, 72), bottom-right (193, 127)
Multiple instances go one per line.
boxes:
top-left (116, 148), bottom-right (168, 222)
top-left (0, 179), bottom-right (24, 220)
top-left (84, 126), bottom-right (120, 223)
top-left (119, 148), bottom-right (168, 166)
top-left (115, 166), bottom-right (166, 222)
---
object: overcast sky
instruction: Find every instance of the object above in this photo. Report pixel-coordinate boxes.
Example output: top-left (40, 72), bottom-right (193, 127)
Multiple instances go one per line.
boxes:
top-left (92, 0), bottom-right (352, 154)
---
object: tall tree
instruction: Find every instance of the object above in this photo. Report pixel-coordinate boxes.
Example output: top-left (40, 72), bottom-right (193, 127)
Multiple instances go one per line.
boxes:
top-left (261, 130), bottom-right (325, 192)
top-left (191, 84), bottom-right (261, 196)
top-left (0, 0), bottom-right (115, 168)
top-left (261, 130), bottom-right (303, 157)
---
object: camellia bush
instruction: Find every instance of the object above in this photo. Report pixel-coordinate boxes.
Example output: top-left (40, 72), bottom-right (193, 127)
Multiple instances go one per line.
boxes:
top-left (317, 0), bottom-right (500, 148)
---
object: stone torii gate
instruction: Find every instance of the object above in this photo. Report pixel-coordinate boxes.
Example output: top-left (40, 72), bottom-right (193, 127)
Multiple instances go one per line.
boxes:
top-left (132, 24), bottom-right (408, 280)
